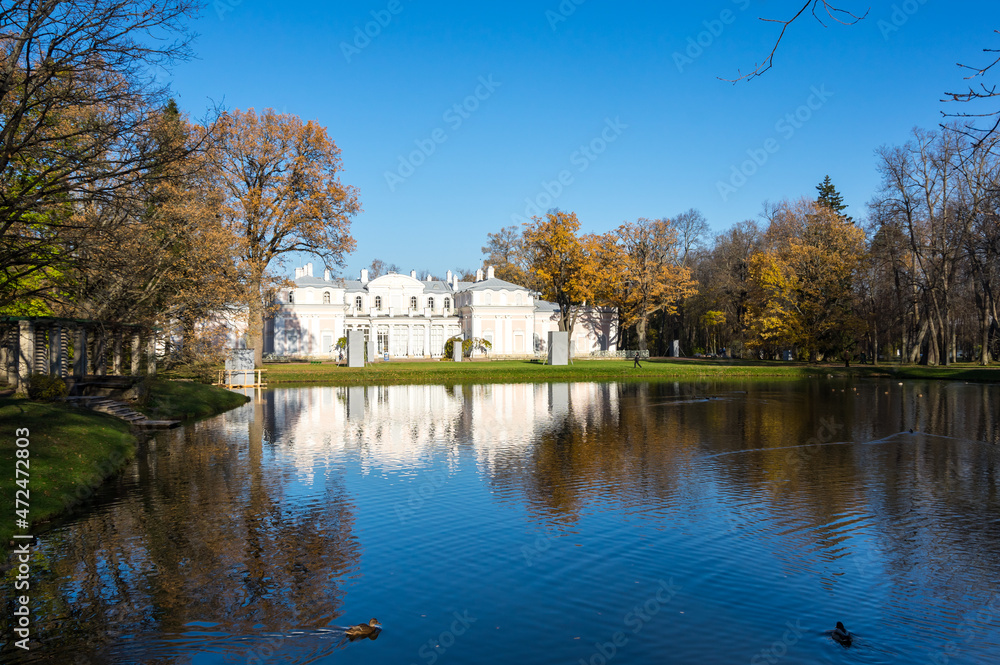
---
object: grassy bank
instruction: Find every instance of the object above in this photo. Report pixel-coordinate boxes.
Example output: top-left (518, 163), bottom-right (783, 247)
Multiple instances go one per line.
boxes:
top-left (0, 381), bottom-right (249, 556)
top-left (0, 398), bottom-right (134, 552)
top-left (138, 379), bottom-right (250, 421)
top-left (264, 358), bottom-right (1000, 386)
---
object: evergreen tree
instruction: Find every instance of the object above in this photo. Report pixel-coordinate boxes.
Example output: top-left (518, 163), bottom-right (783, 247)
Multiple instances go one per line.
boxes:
top-left (815, 175), bottom-right (853, 222)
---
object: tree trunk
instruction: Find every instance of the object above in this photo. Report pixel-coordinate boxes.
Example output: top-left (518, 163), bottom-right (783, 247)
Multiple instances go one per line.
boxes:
top-left (636, 317), bottom-right (648, 351)
top-left (248, 286), bottom-right (264, 368)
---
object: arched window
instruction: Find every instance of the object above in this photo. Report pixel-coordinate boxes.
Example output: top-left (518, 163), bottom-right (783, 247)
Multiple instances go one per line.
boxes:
top-left (410, 296), bottom-right (418, 310)
top-left (355, 295), bottom-right (363, 310)
top-left (485, 292), bottom-right (492, 305)
top-left (288, 291), bottom-right (294, 304)
top-left (323, 292), bottom-right (331, 304)
top-left (428, 297), bottom-right (435, 310)
top-left (375, 296), bottom-right (382, 310)
top-left (444, 297), bottom-right (451, 311)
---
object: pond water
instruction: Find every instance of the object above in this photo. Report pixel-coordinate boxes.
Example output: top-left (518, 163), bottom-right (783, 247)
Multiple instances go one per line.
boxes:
top-left (3, 379), bottom-right (1000, 664)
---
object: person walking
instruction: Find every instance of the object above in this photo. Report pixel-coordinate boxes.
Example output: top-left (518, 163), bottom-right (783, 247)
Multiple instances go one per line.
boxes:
top-left (633, 352), bottom-right (642, 368)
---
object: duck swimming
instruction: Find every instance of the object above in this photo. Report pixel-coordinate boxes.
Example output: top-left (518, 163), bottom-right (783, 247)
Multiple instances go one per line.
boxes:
top-left (345, 618), bottom-right (382, 641)
top-left (831, 621), bottom-right (852, 647)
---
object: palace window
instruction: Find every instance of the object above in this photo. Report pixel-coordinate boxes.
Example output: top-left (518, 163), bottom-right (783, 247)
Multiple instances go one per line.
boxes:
top-left (485, 292), bottom-right (492, 305)
top-left (375, 296), bottom-right (382, 310)
top-left (323, 292), bottom-right (331, 304)
top-left (428, 297), bottom-right (435, 310)
top-left (410, 296), bottom-right (418, 310)
top-left (355, 295), bottom-right (363, 310)
top-left (444, 297), bottom-right (451, 311)
top-left (288, 291), bottom-right (294, 304)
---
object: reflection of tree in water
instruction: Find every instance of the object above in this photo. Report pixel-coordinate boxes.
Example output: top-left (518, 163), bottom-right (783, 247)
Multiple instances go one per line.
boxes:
top-left (483, 379), bottom-right (1000, 596)
top-left (0, 398), bottom-right (361, 664)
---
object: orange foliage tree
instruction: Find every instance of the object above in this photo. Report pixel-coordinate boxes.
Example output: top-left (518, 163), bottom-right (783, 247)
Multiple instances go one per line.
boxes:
top-left (595, 218), bottom-right (697, 351)
top-left (208, 109), bottom-right (361, 365)
top-left (522, 211), bottom-right (597, 333)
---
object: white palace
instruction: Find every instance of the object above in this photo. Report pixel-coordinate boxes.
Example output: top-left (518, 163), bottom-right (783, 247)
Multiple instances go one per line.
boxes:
top-left (264, 263), bottom-right (618, 359)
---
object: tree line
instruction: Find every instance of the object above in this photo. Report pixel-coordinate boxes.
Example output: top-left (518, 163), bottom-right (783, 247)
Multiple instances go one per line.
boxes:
top-left (483, 128), bottom-right (1000, 365)
top-left (1, 0), bottom-right (360, 369)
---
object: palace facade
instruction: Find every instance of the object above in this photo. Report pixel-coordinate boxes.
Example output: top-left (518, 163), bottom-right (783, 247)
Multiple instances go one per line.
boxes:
top-left (264, 263), bottom-right (617, 359)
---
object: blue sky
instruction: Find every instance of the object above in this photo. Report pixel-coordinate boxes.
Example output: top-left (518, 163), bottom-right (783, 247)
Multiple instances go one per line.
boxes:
top-left (168, 1), bottom-right (1000, 279)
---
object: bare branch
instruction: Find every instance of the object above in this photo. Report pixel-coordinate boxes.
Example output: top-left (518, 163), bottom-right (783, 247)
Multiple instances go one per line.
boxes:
top-left (721, 1), bottom-right (869, 83)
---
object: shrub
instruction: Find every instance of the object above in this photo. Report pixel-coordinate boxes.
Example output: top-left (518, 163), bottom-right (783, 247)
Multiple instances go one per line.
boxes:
top-left (27, 374), bottom-right (68, 401)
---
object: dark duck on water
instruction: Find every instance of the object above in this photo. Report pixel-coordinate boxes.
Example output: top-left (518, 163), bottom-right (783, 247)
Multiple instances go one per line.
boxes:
top-left (831, 621), bottom-right (852, 647)
top-left (345, 618), bottom-right (382, 641)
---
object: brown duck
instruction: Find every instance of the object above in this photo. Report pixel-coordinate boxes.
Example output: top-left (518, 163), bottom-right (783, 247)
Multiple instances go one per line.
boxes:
top-left (345, 618), bottom-right (382, 641)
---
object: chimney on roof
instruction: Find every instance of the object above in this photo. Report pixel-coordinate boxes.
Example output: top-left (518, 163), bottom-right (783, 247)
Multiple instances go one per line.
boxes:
top-left (306, 262), bottom-right (314, 277)
top-left (360, 268), bottom-right (369, 284)
top-left (324, 269), bottom-right (330, 281)
top-left (487, 265), bottom-right (495, 280)
top-left (295, 267), bottom-right (303, 279)
top-left (475, 269), bottom-right (483, 282)
top-left (410, 270), bottom-right (417, 279)
top-left (446, 270), bottom-right (453, 283)
top-left (426, 274), bottom-right (432, 281)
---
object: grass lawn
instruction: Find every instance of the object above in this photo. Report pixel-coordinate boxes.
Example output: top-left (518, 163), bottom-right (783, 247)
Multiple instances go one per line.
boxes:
top-left (264, 357), bottom-right (1000, 386)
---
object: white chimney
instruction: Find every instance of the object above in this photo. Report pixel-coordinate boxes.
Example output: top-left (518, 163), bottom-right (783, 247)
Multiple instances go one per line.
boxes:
top-left (360, 268), bottom-right (369, 284)
top-left (475, 269), bottom-right (483, 282)
top-left (410, 270), bottom-right (417, 279)
top-left (295, 267), bottom-right (303, 279)
top-left (452, 275), bottom-right (459, 290)
top-left (324, 269), bottom-right (330, 281)
top-left (426, 274), bottom-right (433, 281)
top-left (487, 265), bottom-right (495, 280)
top-left (306, 262), bottom-right (313, 277)
top-left (446, 270), bottom-right (453, 283)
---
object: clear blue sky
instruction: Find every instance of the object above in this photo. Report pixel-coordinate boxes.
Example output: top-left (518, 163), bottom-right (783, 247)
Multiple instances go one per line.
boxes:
top-left (168, 1), bottom-right (1000, 279)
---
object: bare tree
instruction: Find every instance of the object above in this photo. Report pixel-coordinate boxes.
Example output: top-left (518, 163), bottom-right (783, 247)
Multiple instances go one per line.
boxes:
top-left (0, 0), bottom-right (203, 308)
top-left (368, 259), bottom-right (400, 279)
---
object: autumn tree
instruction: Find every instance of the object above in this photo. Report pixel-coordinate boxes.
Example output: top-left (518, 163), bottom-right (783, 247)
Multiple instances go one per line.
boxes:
top-left (596, 218), bottom-right (696, 351)
top-left (208, 108), bottom-right (361, 366)
top-left (522, 211), bottom-right (596, 333)
top-left (746, 199), bottom-right (866, 360)
top-left (0, 0), bottom-right (202, 309)
top-left (481, 224), bottom-right (532, 287)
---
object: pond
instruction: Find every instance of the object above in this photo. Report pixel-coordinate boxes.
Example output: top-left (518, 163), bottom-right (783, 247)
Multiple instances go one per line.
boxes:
top-left (2, 378), bottom-right (1000, 664)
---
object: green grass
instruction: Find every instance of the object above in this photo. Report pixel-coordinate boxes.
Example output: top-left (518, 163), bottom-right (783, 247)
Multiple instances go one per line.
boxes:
top-left (264, 357), bottom-right (1000, 386)
top-left (0, 398), bottom-right (135, 553)
top-left (138, 379), bottom-right (250, 421)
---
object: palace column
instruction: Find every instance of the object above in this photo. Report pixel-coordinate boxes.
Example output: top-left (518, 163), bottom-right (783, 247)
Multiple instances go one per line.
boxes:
top-left (74, 326), bottom-right (88, 378)
top-left (16, 320), bottom-right (34, 394)
top-left (131, 333), bottom-right (141, 375)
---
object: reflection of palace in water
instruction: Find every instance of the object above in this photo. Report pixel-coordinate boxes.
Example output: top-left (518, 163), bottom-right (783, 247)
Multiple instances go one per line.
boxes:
top-left (261, 383), bottom-right (621, 473)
